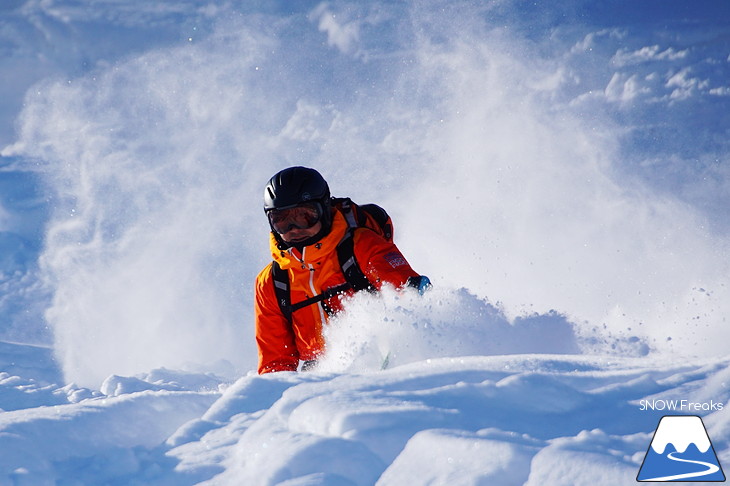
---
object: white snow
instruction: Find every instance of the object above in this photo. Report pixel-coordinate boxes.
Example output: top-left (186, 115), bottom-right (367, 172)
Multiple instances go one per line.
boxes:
top-left (1, 337), bottom-right (728, 485)
top-left (1, 1), bottom-right (729, 484)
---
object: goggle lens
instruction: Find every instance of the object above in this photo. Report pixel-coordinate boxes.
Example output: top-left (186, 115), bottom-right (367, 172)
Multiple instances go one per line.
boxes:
top-left (268, 203), bottom-right (321, 234)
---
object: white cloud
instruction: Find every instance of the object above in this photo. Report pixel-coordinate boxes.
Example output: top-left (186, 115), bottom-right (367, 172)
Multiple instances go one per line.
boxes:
top-left (570, 28), bottom-right (625, 54)
top-left (709, 86), bottom-right (730, 96)
top-left (280, 100), bottom-right (336, 142)
top-left (604, 72), bottom-right (650, 103)
top-left (309, 3), bottom-right (361, 55)
top-left (611, 45), bottom-right (689, 67)
top-left (666, 68), bottom-right (710, 100)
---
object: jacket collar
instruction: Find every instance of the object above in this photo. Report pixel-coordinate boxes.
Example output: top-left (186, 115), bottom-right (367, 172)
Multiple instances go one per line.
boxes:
top-left (270, 210), bottom-right (348, 269)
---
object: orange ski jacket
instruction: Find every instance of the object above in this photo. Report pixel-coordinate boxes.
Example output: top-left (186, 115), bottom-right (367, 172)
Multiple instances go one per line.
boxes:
top-left (254, 209), bottom-right (419, 374)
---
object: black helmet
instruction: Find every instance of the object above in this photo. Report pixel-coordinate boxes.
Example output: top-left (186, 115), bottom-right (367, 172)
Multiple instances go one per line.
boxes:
top-left (263, 166), bottom-right (333, 245)
top-left (264, 166), bottom-right (330, 211)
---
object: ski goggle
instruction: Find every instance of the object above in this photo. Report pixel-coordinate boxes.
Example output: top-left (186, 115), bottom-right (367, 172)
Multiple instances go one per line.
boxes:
top-left (267, 202), bottom-right (321, 234)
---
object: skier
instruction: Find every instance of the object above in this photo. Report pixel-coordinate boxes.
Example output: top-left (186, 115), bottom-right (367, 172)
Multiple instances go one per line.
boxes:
top-left (254, 166), bottom-right (431, 374)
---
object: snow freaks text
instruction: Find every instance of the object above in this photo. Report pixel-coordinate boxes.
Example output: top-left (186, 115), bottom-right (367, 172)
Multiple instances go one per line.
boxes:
top-left (639, 400), bottom-right (724, 412)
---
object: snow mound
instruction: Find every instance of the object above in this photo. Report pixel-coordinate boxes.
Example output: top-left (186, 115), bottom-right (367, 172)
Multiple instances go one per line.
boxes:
top-left (1, 339), bottom-right (729, 485)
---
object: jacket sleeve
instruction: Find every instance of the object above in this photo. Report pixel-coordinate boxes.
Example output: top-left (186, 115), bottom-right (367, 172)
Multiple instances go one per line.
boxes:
top-left (352, 229), bottom-right (420, 290)
top-left (254, 265), bottom-right (299, 374)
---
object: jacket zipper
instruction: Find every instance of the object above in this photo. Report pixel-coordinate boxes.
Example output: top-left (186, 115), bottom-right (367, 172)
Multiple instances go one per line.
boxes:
top-left (297, 247), bottom-right (327, 324)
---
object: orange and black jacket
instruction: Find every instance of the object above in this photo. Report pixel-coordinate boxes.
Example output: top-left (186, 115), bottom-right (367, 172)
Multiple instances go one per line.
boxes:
top-left (254, 209), bottom-right (419, 374)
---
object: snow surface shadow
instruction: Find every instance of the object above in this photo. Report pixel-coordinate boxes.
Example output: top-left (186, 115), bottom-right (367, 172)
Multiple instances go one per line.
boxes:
top-left (2, 338), bottom-right (728, 485)
top-left (164, 354), bottom-right (730, 485)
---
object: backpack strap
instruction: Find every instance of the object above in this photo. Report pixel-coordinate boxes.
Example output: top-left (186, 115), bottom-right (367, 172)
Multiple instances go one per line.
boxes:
top-left (336, 228), bottom-right (375, 293)
top-left (271, 261), bottom-right (293, 322)
top-left (336, 197), bottom-right (359, 228)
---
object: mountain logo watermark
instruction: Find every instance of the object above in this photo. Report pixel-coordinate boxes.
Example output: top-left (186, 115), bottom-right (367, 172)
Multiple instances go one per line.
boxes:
top-left (637, 415), bottom-right (725, 482)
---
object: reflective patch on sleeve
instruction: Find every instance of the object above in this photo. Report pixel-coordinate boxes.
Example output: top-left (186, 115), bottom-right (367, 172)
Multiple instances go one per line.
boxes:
top-left (384, 251), bottom-right (408, 268)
